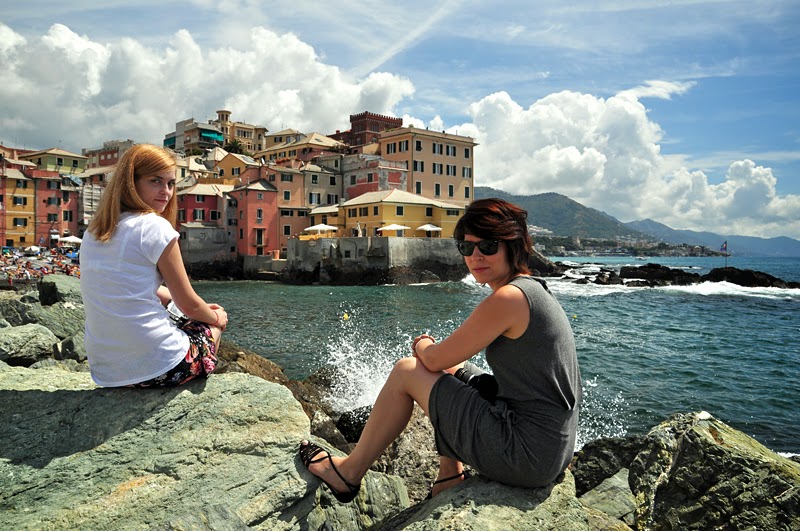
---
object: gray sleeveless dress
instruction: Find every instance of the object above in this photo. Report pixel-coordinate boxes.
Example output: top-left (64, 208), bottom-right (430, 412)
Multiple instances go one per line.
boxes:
top-left (428, 275), bottom-right (582, 487)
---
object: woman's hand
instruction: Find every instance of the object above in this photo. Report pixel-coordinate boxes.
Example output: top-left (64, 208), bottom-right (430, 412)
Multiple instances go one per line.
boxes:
top-left (210, 305), bottom-right (228, 331)
top-left (412, 334), bottom-right (436, 357)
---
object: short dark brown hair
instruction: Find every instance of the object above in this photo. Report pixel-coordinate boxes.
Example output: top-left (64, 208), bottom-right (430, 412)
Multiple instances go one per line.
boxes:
top-left (454, 198), bottom-right (533, 276)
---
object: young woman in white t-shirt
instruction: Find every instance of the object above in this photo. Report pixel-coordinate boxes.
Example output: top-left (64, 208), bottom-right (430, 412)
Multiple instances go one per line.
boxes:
top-left (80, 144), bottom-right (229, 387)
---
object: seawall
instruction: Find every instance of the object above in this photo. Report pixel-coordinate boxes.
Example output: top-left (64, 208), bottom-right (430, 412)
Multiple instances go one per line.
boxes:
top-left (280, 236), bottom-right (469, 285)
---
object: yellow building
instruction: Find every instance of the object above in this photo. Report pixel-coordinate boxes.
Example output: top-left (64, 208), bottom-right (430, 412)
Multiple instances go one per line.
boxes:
top-left (339, 189), bottom-right (464, 238)
top-left (18, 148), bottom-right (87, 175)
top-left (3, 173), bottom-right (35, 246)
top-left (378, 126), bottom-right (477, 208)
top-left (217, 153), bottom-right (260, 185)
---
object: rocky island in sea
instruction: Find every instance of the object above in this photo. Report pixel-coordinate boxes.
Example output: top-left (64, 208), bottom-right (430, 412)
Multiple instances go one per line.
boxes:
top-left (1, 274), bottom-right (798, 529)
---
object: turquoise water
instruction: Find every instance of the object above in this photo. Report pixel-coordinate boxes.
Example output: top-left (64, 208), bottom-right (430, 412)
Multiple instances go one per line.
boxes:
top-left (194, 256), bottom-right (800, 454)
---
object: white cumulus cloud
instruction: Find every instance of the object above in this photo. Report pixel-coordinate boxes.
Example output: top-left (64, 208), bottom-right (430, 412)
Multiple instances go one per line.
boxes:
top-left (1, 21), bottom-right (798, 239)
top-left (0, 23), bottom-right (413, 148)
top-left (442, 84), bottom-right (800, 239)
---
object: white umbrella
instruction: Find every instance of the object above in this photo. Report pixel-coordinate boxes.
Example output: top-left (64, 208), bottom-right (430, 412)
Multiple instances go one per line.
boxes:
top-left (377, 224), bottom-right (411, 232)
top-left (304, 223), bottom-right (338, 234)
top-left (416, 224), bottom-right (442, 232)
top-left (60, 235), bottom-right (83, 244)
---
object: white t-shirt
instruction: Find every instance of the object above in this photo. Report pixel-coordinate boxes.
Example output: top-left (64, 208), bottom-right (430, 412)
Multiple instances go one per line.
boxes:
top-left (80, 212), bottom-right (190, 386)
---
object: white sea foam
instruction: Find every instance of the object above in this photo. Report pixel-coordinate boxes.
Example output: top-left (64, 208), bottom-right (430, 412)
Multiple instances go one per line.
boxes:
top-left (658, 281), bottom-right (800, 300)
top-left (576, 376), bottom-right (630, 449)
top-left (545, 276), bottom-right (800, 301)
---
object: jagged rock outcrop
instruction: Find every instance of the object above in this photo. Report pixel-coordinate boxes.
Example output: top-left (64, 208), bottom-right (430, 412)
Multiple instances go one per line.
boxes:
top-left (0, 364), bottom-right (409, 530)
top-left (629, 411), bottom-right (800, 530)
top-left (702, 266), bottom-right (800, 289)
top-left (619, 263), bottom-right (701, 286)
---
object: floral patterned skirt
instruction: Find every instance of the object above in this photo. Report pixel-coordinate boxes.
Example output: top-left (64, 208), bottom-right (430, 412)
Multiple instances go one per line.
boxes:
top-left (131, 320), bottom-right (218, 388)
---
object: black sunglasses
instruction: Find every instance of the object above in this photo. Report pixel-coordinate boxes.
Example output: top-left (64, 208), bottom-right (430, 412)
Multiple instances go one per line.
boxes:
top-left (455, 239), bottom-right (501, 256)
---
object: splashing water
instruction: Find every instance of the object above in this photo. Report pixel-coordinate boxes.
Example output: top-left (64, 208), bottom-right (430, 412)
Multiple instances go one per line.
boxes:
top-left (576, 376), bottom-right (631, 449)
top-left (319, 305), bottom-right (631, 447)
top-left (322, 309), bottom-right (402, 411)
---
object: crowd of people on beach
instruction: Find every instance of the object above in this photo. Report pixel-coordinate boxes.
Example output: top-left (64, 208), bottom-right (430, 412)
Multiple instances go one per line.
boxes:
top-left (2, 247), bottom-right (81, 285)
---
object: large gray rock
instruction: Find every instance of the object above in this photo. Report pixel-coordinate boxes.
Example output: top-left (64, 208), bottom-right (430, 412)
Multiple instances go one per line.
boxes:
top-left (26, 300), bottom-right (85, 339)
top-left (0, 368), bottom-right (409, 530)
top-left (0, 287), bottom-right (84, 340)
top-left (578, 468), bottom-right (636, 527)
top-left (37, 274), bottom-right (84, 305)
top-left (377, 471), bottom-right (589, 530)
top-left (0, 295), bottom-right (37, 326)
top-left (0, 322), bottom-right (59, 366)
top-left (629, 411), bottom-right (800, 530)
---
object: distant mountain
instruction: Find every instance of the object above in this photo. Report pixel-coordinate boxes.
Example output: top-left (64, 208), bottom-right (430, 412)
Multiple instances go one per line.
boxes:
top-left (474, 187), bottom-right (644, 239)
top-left (625, 219), bottom-right (800, 257)
top-left (474, 186), bottom-right (800, 257)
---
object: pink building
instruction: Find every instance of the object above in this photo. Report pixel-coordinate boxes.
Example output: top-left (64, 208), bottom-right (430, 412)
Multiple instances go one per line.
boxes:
top-left (228, 179), bottom-right (279, 256)
top-left (177, 183), bottom-right (231, 226)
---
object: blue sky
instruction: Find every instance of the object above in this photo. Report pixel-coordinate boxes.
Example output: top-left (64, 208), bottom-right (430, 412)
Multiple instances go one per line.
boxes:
top-left (2, 1), bottom-right (799, 238)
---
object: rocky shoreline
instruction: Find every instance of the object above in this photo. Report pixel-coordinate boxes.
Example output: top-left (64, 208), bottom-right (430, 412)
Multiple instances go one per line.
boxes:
top-left (1, 275), bottom-right (799, 529)
top-left (565, 261), bottom-right (800, 289)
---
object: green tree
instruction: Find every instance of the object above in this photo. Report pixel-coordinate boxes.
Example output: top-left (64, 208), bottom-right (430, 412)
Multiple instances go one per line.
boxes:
top-left (223, 139), bottom-right (251, 156)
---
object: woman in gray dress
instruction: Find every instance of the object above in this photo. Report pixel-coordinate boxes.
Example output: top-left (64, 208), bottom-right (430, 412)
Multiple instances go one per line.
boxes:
top-left (300, 198), bottom-right (582, 502)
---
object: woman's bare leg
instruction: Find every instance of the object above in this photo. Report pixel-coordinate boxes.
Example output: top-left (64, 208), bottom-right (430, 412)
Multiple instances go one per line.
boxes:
top-left (303, 356), bottom-right (443, 492)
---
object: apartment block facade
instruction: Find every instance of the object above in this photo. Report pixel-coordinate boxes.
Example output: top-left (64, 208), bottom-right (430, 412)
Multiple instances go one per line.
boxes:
top-left (378, 126), bottom-right (476, 208)
top-left (82, 139), bottom-right (134, 169)
top-left (212, 110), bottom-right (268, 153)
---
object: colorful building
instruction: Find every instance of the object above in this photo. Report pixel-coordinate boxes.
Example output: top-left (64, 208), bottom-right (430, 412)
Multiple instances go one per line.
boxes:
top-left (262, 163), bottom-right (309, 250)
top-left (339, 189), bottom-right (464, 238)
top-left (329, 111), bottom-right (403, 152)
top-left (211, 110), bottom-right (269, 153)
top-left (1, 152), bottom-right (80, 247)
top-left (82, 139), bottom-right (134, 169)
top-left (164, 118), bottom-right (224, 155)
top-left (255, 132), bottom-right (345, 164)
top-left (341, 153), bottom-right (407, 200)
top-left (18, 148), bottom-right (87, 176)
top-left (228, 179), bottom-right (279, 256)
top-left (301, 162), bottom-right (340, 209)
top-left (378, 126), bottom-right (476, 208)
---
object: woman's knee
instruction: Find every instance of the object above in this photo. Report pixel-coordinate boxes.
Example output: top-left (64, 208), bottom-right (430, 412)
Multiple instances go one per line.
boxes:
top-left (393, 356), bottom-right (427, 375)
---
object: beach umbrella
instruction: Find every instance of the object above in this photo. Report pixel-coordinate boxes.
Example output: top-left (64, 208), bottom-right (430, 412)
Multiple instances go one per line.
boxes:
top-left (304, 223), bottom-right (338, 234)
top-left (377, 224), bottom-right (411, 232)
top-left (415, 224), bottom-right (442, 232)
top-left (60, 235), bottom-right (83, 244)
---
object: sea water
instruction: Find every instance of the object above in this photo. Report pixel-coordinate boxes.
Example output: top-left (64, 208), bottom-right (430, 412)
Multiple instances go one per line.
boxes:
top-left (194, 256), bottom-right (800, 454)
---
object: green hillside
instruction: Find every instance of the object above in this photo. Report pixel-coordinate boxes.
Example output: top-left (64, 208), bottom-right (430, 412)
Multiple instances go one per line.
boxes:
top-left (474, 186), bottom-right (644, 239)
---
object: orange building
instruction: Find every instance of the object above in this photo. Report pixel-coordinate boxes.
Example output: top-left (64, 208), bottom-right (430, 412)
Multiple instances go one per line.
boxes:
top-left (378, 126), bottom-right (477, 208)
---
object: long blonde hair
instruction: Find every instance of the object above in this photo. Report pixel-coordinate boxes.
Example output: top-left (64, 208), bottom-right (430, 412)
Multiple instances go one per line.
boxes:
top-left (88, 144), bottom-right (178, 242)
